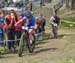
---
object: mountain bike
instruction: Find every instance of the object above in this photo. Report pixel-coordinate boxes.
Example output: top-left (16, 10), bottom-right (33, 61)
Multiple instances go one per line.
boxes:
top-left (18, 28), bottom-right (35, 57)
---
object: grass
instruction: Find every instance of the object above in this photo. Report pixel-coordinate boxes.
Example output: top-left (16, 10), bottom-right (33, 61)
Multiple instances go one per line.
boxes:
top-left (58, 8), bottom-right (75, 28)
top-left (59, 58), bottom-right (75, 63)
top-left (61, 17), bottom-right (75, 29)
top-left (62, 17), bottom-right (75, 22)
top-left (58, 6), bottom-right (75, 28)
top-left (61, 21), bottom-right (75, 29)
top-left (62, 57), bottom-right (75, 63)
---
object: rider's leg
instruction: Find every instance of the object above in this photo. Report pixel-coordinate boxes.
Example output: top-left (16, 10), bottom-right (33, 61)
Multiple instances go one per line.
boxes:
top-left (54, 26), bottom-right (58, 38)
top-left (52, 25), bottom-right (55, 38)
top-left (52, 25), bottom-right (58, 38)
top-left (28, 29), bottom-right (33, 44)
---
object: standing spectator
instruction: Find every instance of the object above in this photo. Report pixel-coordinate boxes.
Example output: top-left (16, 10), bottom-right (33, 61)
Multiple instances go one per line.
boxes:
top-left (5, 10), bottom-right (17, 52)
top-left (38, 13), bottom-right (46, 33)
top-left (0, 10), bottom-right (6, 45)
top-left (15, 11), bottom-right (24, 46)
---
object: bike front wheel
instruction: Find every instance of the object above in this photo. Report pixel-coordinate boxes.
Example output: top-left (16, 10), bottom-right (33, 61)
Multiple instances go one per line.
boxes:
top-left (27, 33), bottom-right (35, 53)
top-left (18, 32), bottom-right (26, 57)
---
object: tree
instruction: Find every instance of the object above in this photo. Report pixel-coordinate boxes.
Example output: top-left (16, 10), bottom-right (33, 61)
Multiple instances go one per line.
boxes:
top-left (71, 0), bottom-right (75, 9)
top-left (65, 0), bottom-right (70, 8)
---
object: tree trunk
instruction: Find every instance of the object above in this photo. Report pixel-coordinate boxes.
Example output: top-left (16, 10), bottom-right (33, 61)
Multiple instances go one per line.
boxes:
top-left (72, 0), bottom-right (75, 9)
top-left (65, 0), bottom-right (70, 8)
top-left (71, 0), bottom-right (73, 9)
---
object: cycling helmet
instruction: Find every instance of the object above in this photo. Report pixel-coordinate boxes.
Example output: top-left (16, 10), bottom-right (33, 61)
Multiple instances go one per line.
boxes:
top-left (26, 11), bottom-right (32, 18)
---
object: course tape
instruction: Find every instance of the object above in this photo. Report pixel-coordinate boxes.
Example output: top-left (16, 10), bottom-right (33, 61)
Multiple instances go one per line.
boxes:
top-left (0, 39), bottom-right (20, 43)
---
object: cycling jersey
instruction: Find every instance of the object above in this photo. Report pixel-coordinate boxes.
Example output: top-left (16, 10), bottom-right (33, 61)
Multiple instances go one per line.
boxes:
top-left (22, 16), bottom-right (37, 29)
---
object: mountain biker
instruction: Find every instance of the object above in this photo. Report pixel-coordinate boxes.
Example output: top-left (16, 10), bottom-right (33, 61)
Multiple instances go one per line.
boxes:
top-left (0, 10), bottom-right (6, 45)
top-left (15, 11), bottom-right (38, 45)
top-left (5, 10), bottom-right (17, 52)
top-left (50, 14), bottom-right (60, 38)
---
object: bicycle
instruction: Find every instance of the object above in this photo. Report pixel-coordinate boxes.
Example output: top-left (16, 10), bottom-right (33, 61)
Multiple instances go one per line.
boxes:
top-left (18, 27), bottom-right (35, 57)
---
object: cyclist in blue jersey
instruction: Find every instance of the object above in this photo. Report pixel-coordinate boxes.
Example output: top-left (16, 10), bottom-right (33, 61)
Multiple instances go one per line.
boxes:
top-left (15, 11), bottom-right (38, 44)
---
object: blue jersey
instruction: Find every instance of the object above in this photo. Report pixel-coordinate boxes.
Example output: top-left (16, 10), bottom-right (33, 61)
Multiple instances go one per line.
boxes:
top-left (0, 17), bottom-right (5, 33)
top-left (23, 16), bottom-right (37, 28)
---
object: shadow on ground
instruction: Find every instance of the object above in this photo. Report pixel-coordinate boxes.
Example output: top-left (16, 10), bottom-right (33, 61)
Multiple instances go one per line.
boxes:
top-left (30, 47), bottom-right (58, 55)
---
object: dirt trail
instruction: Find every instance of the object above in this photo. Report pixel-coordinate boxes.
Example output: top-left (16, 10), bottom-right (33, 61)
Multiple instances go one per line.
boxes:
top-left (0, 28), bottom-right (75, 63)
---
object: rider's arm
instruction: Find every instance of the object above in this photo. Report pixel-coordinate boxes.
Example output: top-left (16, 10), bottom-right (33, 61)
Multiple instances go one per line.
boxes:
top-left (15, 17), bottom-right (26, 26)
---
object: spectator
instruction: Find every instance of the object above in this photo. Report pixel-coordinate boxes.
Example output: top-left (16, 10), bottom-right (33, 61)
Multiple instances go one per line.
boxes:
top-left (15, 11), bottom-right (24, 46)
top-left (38, 13), bottom-right (46, 34)
top-left (0, 10), bottom-right (6, 45)
top-left (5, 10), bottom-right (17, 52)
